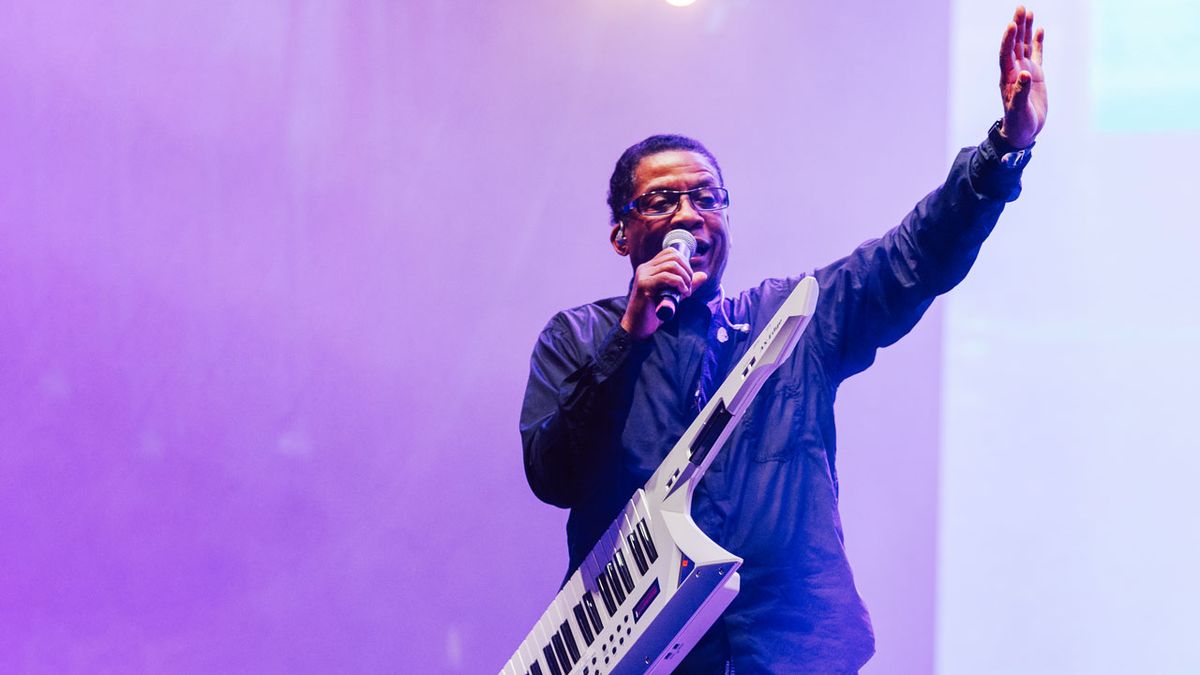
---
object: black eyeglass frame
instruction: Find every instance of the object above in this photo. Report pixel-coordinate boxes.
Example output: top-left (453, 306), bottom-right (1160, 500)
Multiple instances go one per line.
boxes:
top-left (621, 186), bottom-right (731, 218)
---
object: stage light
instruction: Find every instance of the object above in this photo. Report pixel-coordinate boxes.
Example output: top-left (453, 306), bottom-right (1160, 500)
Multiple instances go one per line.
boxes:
top-left (665, 0), bottom-right (696, 7)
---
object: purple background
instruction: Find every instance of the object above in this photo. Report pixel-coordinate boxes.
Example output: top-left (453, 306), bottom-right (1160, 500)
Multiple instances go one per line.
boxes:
top-left (2, 2), bottom-right (955, 672)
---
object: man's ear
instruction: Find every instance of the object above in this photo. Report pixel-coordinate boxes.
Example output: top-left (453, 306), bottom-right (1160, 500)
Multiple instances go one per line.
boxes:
top-left (610, 223), bottom-right (629, 256)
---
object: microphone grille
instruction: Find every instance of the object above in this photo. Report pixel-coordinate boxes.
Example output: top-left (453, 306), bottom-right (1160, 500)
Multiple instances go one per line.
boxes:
top-left (662, 229), bottom-right (697, 258)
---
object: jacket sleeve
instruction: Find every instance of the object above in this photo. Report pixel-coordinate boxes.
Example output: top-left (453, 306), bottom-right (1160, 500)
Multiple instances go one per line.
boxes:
top-left (520, 314), bottom-right (639, 508)
top-left (812, 141), bottom-right (1026, 382)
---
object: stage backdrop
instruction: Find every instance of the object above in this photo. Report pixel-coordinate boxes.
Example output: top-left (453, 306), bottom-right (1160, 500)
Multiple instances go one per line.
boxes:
top-left (4, 2), bottom-right (1191, 674)
top-left (938, 1), bottom-right (1200, 673)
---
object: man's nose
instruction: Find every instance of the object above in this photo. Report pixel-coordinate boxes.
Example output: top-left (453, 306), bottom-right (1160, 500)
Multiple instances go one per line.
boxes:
top-left (671, 195), bottom-right (705, 229)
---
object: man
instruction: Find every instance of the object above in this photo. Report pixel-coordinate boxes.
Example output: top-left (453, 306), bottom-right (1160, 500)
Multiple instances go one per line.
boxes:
top-left (521, 7), bottom-right (1046, 672)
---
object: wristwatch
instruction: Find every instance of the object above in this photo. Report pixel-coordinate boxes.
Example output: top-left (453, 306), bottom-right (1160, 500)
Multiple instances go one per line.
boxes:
top-left (986, 120), bottom-right (1033, 170)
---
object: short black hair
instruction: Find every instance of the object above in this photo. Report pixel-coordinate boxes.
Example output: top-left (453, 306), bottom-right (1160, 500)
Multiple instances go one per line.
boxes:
top-left (606, 134), bottom-right (723, 225)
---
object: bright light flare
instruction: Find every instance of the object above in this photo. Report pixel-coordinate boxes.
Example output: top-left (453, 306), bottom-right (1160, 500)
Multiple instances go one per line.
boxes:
top-left (665, 0), bottom-right (696, 7)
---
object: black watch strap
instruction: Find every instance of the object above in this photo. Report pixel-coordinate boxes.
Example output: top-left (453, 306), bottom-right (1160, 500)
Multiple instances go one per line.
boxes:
top-left (986, 120), bottom-right (1033, 170)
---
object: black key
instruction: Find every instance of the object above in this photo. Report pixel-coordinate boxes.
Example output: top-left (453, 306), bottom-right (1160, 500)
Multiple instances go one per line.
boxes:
top-left (615, 549), bottom-right (635, 591)
top-left (637, 520), bottom-right (659, 562)
top-left (606, 562), bottom-right (627, 604)
top-left (627, 532), bottom-right (649, 575)
top-left (543, 644), bottom-right (562, 675)
top-left (559, 620), bottom-right (581, 663)
top-left (530, 663), bottom-right (544, 675)
top-left (551, 633), bottom-right (571, 670)
top-left (573, 603), bottom-right (594, 646)
top-left (596, 573), bottom-right (617, 616)
top-left (583, 592), bottom-right (604, 632)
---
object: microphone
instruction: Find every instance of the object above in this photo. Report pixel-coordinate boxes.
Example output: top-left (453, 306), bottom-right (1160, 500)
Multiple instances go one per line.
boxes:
top-left (655, 229), bottom-right (697, 321)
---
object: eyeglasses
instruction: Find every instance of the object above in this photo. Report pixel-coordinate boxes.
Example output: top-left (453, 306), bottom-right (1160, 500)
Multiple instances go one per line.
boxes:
top-left (623, 186), bottom-right (730, 218)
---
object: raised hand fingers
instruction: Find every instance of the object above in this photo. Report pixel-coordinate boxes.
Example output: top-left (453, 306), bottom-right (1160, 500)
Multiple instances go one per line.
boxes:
top-left (996, 5), bottom-right (1047, 148)
top-left (1000, 21), bottom-right (1017, 74)
top-left (1003, 6), bottom-right (1038, 73)
top-left (1013, 6), bottom-right (1026, 53)
top-left (1024, 9), bottom-right (1035, 58)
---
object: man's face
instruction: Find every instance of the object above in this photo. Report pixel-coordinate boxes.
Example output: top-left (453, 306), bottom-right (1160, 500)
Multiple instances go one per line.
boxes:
top-left (612, 150), bottom-right (730, 295)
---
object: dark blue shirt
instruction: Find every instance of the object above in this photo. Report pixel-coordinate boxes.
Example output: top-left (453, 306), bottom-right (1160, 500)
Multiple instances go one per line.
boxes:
top-left (520, 142), bottom-right (1023, 672)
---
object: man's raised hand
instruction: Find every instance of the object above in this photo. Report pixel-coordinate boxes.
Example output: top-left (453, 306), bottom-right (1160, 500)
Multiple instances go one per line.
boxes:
top-left (999, 5), bottom-right (1047, 149)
